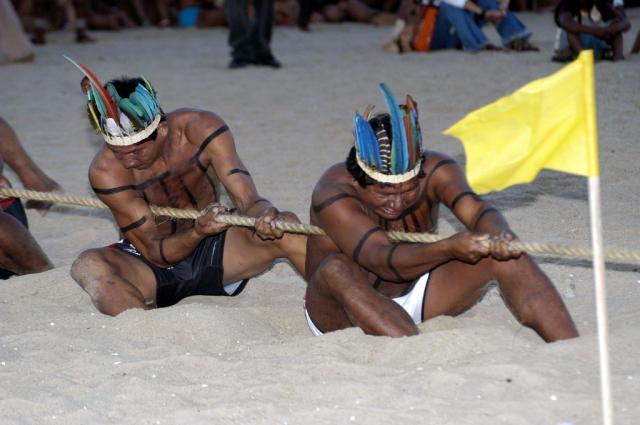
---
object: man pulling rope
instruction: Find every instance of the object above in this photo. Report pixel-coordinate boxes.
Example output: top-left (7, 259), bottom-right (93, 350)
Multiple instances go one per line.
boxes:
top-left (303, 84), bottom-right (579, 341)
top-left (64, 58), bottom-right (306, 316)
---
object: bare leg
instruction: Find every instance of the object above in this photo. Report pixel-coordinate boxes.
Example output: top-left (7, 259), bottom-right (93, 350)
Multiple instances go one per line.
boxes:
top-left (0, 0), bottom-right (36, 64)
top-left (425, 255), bottom-right (578, 342)
top-left (322, 4), bottom-right (346, 22)
top-left (62, 0), bottom-right (95, 42)
top-left (609, 32), bottom-right (624, 61)
top-left (221, 224), bottom-right (307, 283)
top-left (305, 253), bottom-right (419, 337)
top-left (70, 248), bottom-right (157, 316)
top-left (566, 31), bottom-right (583, 56)
top-left (0, 212), bottom-right (52, 275)
top-left (631, 30), bottom-right (640, 54)
top-left (0, 117), bottom-right (62, 213)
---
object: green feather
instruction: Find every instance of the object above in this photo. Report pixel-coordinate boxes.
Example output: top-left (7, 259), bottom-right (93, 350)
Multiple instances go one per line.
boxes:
top-left (118, 98), bottom-right (145, 128)
top-left (90, 85), bottom-right (106, 119)
top-left (130, 92), bottom-right (153, 122)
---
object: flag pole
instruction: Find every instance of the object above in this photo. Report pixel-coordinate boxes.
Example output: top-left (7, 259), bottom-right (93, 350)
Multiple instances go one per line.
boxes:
top-left (582, 50), bottom-right (613, 425)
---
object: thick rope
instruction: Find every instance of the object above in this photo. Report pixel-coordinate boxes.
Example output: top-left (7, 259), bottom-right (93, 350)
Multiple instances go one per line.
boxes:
top-left (2, 187), bottom-right (639, 263)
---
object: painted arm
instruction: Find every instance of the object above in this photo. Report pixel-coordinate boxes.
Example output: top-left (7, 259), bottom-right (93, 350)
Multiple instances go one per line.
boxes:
top-left (311, 181), bottom-right (490, 283)
top-left (431, 153), bottom-right (520, 259)
top-left (89, 158), bottom-right (227, 267)
top-left (192, 114), bottom-right (297, 240)
top-left (0, 117), bottom-right (62, 212)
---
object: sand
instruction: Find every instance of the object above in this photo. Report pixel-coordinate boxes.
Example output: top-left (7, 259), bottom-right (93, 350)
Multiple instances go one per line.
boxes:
top-left (1, 10), bottom-right (639, 424)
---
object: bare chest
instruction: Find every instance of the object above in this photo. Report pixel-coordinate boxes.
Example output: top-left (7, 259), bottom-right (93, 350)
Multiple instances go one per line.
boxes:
top-left (131, 156), bottom-right (220, 232)
top-left (371, 197), bottom-right (439, 234)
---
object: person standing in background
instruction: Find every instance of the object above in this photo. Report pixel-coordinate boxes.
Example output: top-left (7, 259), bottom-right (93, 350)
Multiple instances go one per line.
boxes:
top-left (226, 0), bottom-right (282, 68)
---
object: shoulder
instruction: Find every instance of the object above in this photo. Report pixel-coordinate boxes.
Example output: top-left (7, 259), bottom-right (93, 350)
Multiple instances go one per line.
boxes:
top-left (167, 109), bottom-right (230, 149)
top-left (311, 163), bottom-right (362, 213)
top-left (313, 163), bottom-right (354, 194)
top-left (88, 146), bottom-right (132, 188)
top-left (423, 150), bottom-right (458, 173)
top-left (421, 150), bottom-right (468, 191)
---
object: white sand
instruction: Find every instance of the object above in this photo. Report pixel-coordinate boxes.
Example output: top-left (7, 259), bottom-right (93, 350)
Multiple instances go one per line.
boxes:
top-left (1, 11), bottom-right (639, 424)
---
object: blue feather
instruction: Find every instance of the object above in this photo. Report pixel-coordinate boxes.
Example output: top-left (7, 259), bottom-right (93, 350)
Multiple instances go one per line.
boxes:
top-left (354, 114), bottom-right (382, 169)
top-left (135, 84), bottom-right (158, 116)
top-left (353, 114), bottom-right (369, 165)
top-left (362, 118), bottom-right (381, 169)
top-left (379, 83), bottom-right (409, 173)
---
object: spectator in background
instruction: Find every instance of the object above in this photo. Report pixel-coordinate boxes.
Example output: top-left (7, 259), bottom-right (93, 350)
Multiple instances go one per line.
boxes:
top-left (84, 0), bottom-right (137, 30)
top-left (552, 0), bottom-right (630, 62)
top-left (431, 0), bottom-right (538, 51)
top-left (14, 0), bottom-right (95, 43)
top-left (384, 0), bottom-right (537, 53)
top-left (227, 0), bottom-right (281, 68)
top-left (0, 0), bottom-right (35, 64)
top-left (298, 0), bottom-right (396, 31)
top-left (129, 0), bottom-right (172, 27)
top-left (177, 0), bottom-right (227, 27)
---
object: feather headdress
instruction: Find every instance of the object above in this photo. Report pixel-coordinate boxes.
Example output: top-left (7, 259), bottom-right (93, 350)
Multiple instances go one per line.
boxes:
top-left (353, 83), bottom-right (424, 184)
top-left (65, 56), bottom-right (161, 146)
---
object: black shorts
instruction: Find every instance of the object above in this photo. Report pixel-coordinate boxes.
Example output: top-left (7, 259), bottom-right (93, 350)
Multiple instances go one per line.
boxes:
top-left (110, 231), bottom-right (248, 307)
top-left (0, 198), bottom-right (29, 280)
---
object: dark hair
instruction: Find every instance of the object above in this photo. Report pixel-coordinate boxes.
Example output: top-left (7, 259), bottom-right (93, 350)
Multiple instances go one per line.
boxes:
top-left (346, 112), bottom-right (424, 187)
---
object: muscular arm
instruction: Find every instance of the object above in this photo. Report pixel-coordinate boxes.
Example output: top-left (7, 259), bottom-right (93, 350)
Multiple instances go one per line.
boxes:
top-left (190, 116), bottom-right (276, 219)
top-left (90, 157), bottom-right (205, 267)
top-left (430, 155), bottom-right (513, 236)
top-left (0, 117), bottom-right (61, 195)
top-left (312, 179), bottom-right (480, 283)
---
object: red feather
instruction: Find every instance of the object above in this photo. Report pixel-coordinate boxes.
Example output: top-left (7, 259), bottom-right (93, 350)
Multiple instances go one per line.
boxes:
top-left (64, 55), bottom-right (119, 124)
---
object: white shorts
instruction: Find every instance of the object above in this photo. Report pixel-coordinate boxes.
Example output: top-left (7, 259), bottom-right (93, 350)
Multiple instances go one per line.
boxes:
top-left (304, 272), bottom-right (430, 336)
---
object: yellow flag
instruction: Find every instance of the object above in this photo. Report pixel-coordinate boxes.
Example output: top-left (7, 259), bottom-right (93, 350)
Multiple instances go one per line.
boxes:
top-left (443, 50), bottom-right (599, 194)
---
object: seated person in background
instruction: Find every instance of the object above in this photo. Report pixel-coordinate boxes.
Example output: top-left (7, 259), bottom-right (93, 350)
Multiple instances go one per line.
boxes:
top-left (0, 117), bottom-right (58, 279)
top-left (15, 0), bottom-right (95, 43)
top-left (84, 0), bottom-right (137, 30)
top-left (384, 0), bottom-right (537, 53)
top-left (298, 0), bottom-right (396, 30)
top-left (432, 0), bottom-right (538, 51)
top-left (128, 0), bottom-right (172, 27)
top-left (304, 84), bottom-right (578, 342)
top-left (553, 0), bottom-right (629, 62)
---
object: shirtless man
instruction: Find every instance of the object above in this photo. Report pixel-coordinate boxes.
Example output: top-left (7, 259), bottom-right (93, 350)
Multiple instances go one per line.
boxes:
top-left (68, 64), bottom-right (306, 315)
top-left (304, 84), bottom-right (578, 342)
top-left (0, 117), bottom-right (58, 279)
